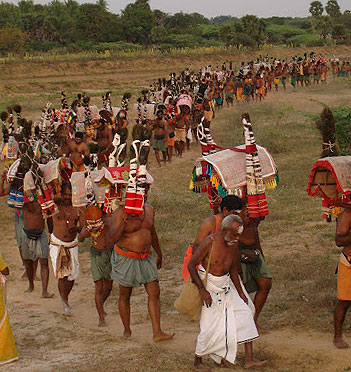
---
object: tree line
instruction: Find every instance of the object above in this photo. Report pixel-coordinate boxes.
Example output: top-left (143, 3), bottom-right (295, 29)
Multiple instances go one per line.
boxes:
top-left (0, 0), bottom-right (350, 55)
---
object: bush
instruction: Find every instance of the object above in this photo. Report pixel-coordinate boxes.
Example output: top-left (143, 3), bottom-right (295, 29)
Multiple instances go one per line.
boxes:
top-left (333, 105), bottom-right (351, 155)
top-left (164, 33), bottom-right (203, 48)
top-left (28, 40), bottom-right (64, 52)
top-left (0, 26), bottom-right (28, 54)
top-left (287, 33), bottom-right (326, 47)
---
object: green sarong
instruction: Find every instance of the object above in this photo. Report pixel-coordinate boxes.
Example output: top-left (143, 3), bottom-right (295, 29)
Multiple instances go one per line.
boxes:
top-left (111, 245), bottom-right (158, 287)
top-left (238, 241), bottom-right (272, 294)
top-left (90, 246), bottom-right (112, 282)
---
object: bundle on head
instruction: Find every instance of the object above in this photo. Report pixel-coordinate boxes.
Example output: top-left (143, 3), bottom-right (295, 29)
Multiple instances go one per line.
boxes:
top-left (1, 111), bottom-right (9, 143)
top-left (316, 107), bottom-right (338, 157)
top-left (61, 91), bottom-right (68, 110)
top-left (99, 109), bottom-right (112, 126)
top-left (13, 104), bottom-right (22, 124)
top-left (121, 92), bottom-right (132, 111)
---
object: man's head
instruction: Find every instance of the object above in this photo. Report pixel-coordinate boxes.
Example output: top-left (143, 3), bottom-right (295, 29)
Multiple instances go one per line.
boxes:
top-left (220, 195), bottom-right (244, 217)
top-left (221, 214), bottom-right (243, 246)
top-left (61, 182), bottom-right (72, 206)
top-left (75, 131), bottom-right (83, 144)
top-left (156, 109), bottom-right (163, 119)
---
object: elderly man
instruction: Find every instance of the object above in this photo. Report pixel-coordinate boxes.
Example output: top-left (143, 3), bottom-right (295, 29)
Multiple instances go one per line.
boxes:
top-left (188, 214), bottom-right (267, 370)
top-left (109, 202), bottom-right (174, 342)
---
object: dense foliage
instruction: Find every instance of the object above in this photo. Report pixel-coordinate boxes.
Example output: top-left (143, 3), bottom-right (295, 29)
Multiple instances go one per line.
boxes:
top-left (0, 0), bottom-right (350, 54)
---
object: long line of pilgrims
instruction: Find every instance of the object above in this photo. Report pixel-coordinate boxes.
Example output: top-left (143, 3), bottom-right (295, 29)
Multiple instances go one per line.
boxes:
top-left (0, 51), bottom-right (345, 320)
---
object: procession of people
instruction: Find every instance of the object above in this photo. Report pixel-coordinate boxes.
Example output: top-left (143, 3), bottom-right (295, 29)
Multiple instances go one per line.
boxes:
top-left (0, 51), bottom-right (350, 370)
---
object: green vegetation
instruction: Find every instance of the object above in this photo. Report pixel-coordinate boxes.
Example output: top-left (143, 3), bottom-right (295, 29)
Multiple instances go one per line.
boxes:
top-left (0, 0), bottom-right (350, 56)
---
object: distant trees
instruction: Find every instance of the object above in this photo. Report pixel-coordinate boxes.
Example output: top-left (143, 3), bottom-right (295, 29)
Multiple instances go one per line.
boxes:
top-left (309, 0), bottom-right (350, 43)
top-left (309, 1), bottom-right (324, 17)
top-left (325, 0), bottom-right (341, 19)
top-left (0, 0), bottom-right (349, 55)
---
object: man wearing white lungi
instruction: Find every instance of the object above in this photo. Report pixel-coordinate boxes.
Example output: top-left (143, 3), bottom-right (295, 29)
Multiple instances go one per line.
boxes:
top-left (49, 183), bottom-right (84, 316)
top-left (188, 214), bottom-right (267, 370)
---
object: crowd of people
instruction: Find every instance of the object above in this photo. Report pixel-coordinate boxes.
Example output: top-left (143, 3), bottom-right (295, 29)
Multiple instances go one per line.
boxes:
top-left (0, 52), bottom-right (349, 369)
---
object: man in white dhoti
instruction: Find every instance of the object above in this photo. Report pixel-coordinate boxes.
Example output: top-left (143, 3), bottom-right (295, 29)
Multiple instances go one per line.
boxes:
top-left (49, 183), bottom-right (84, 315)
top-left (188, 214), bottom-right (267, 370)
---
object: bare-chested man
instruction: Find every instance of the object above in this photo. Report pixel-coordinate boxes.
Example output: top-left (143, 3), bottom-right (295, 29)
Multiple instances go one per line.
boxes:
top-left (56, 124), bottom-right (70, 157)
top-left (79, 208), bottom-right (113, 327)
top-left (109, 202), bottom-right (174, 342)
top-left (96, 118), bottom-right (113, 169)
top-left (188, 214), bottom-right (266, 371)
top-left (152, 110), bottom-right (167, 167)
top-left (183, 196), bottom-right (245, 283)
top-left (334, 207), bottom-right (351, 348)
top-left (21, 198), bottom-right (53, 298)
top-left (223, 77), bottom-right (235, 107)
top-left (68, 132), bottom-right (90, 172)
top-left (174, 106), bottom-right (189, 158)
top-left (165, 113), bottom-right (175, 163)
top-left (0, 170), bottom-right (40, 281)
top-left (238, 205), bottom-right (272, 333)
top-left (49, 182), bottom-right (84, 315)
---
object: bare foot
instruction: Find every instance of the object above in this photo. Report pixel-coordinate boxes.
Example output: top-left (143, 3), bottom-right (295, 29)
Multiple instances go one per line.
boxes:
top-left (25, 286), bottom-right (34, 293)
top-left (153, 331), bottom-right (175, 342)
top-left (334, 337), bottom-right (350, 349)
top-left (255, 322), bottom-right (269, 335)
top-left (245, 359), bottom-right (268, 369)
top-left (123, 330), bottom-right (131, 339)
top-left (98, 319), bottom-right (106, 327)
top-left (214, 360), bottom-right (235, 368)
top-left (193, 363), bottom-right (211, 372)
top-left (61, 299), bottom-right (71, 316)
top-left (42, 292), bottom-right (54, 299)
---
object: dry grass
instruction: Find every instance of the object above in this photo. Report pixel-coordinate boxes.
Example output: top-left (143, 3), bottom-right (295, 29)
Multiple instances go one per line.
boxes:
top-left (2, 48), bottom-right (351, 372)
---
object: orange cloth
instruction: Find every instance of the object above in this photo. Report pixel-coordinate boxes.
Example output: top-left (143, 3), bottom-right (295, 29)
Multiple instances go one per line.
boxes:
top-left (166, 136), bottom-right (175, 148)
top-left (236, 87), bottom-right (243, 101)
top-left (114, 245), bottom-right (151, 260)
top-left (337, 253), bottom-right (351, 300)
top-left (71, 161), bottom-right (85, 172)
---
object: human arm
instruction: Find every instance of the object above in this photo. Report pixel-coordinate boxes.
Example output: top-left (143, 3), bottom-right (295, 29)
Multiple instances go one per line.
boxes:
top-left (188, 237), bottom-right (212, 307)
top-left (0, 170), bottom-right (10, 196)
top-left (252, 220), bottom-right (264, 257)
top-left (109, 207), bottom-right (127, 246)
top-left (78, 224), bottom-right (90, 242)
top-left (229, 258), bottom-right (248, 304)
top-left (46, 217), bottom-right (53, 235)
top-left (151, 224), bottom-right (162, 269)
top-left (336, 211), bottom-right (351, 247)
top-left (192, 217), bottom-right (215, 254)
top-left (76, 208), bottom-right (85, 234)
